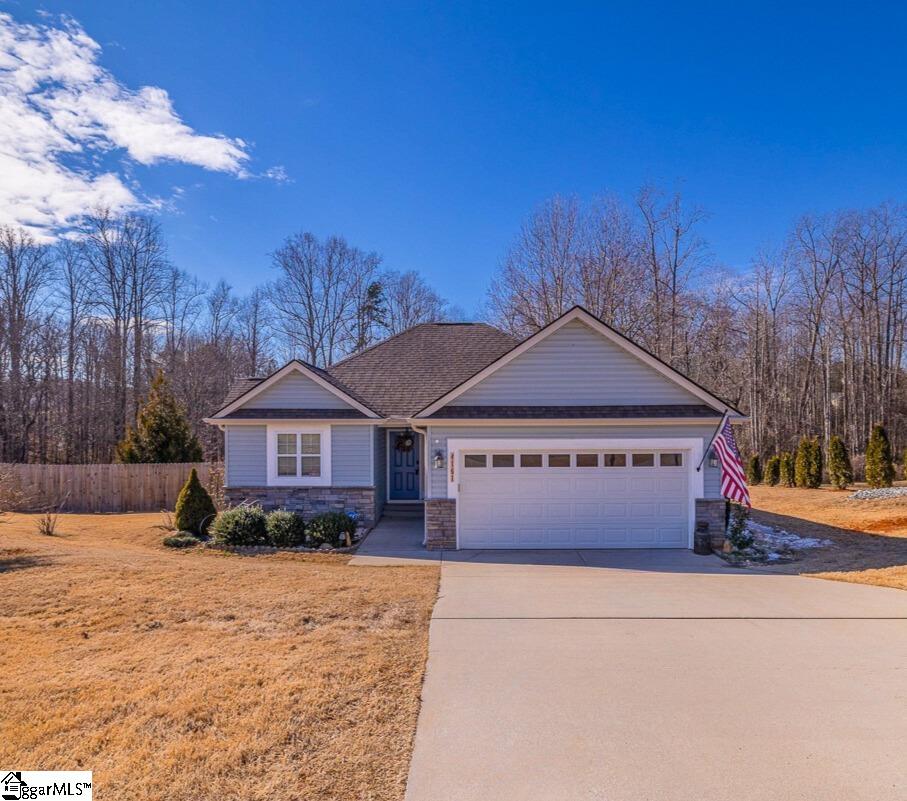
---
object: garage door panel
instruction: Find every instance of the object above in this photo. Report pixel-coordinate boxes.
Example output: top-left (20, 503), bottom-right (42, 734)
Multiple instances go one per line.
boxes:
top-left (546, 502), bottom-right (572, 520)
top-left (575, 502), bottom-right (601, 518)
top-left (491, 503), bottom-right (517, 522)
top-left (543, 527), bottom-right (573, 547)
top-left (458, 447), bottom-right (691, 549)
top-left (602, 502), bottom-right (628, 518)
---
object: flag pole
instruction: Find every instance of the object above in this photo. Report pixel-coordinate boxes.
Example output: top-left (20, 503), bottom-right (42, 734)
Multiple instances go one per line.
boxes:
top-left (696, 410), bottom-right (729, 472)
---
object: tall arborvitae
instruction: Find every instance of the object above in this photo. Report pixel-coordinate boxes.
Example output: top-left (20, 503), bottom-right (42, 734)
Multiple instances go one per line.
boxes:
top-left (794, 437), bottom-right (811, 488)
top-left (865, 425), bottom-right (895, 489)
top-left (827, 436), bottom-right (853, 490)
top-left (746, 454), bottom-right (763, 485)
top-left (810, 437), bottom-right (824, 488)
top-left (116, 370), bottom-right (204, 463)
top-left (779, 451), bottom-right (795, 487)
top-left (764, 455), bottom-right (781, 486)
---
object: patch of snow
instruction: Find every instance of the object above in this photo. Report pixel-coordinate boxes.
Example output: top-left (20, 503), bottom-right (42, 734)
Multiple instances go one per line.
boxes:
top-left (746, 520), bottom-right (831, 551)
top-left (848, 487), bottom-right (907, 501)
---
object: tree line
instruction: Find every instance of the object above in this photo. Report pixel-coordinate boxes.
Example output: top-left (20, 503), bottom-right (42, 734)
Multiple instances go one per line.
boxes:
top-left (3, 187), bottom-right (907, 468)
top-left (487, 189), bottom-right (907, 473)
top-left (0, 213), bottom-right (449, 463)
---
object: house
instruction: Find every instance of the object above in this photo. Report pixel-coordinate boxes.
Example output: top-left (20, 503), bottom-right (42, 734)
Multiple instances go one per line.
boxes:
top-left (2, 772), bottom-right (24, 797)
top-left (205, 306), bottom-right (744, 550)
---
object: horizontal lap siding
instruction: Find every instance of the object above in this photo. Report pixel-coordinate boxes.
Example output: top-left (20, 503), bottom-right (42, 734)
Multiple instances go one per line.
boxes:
top-left (225, 426), bottom-right (267, 486)
top-left (243, 373), bottom-right (352, 409)
top-left (427, 424), bottom-right (722, 499)
top-left (455, 320), bottom-right (699, 406)
top-left (331, 425), bottom-right (373, 486)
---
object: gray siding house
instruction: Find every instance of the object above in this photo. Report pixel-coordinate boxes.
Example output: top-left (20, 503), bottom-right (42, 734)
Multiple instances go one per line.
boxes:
top-left (206, 306), bottom-right (744, 550)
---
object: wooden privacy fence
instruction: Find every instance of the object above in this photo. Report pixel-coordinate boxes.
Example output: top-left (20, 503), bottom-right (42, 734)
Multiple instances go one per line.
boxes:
top-left (0, 462), bottom-right (216, 513)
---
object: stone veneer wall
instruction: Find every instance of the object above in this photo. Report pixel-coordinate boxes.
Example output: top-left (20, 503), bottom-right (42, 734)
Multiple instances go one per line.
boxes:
top-left (425, 498), bottom-right (457, 550)
top-left (224, 486), bottom-right (377, 527)
top-left (695, 497), bottom-right (727, 550)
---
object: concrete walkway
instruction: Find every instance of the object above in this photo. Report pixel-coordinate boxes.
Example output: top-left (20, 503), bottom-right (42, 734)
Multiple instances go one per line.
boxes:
top-left (355, 518), bottom-right (907, 801)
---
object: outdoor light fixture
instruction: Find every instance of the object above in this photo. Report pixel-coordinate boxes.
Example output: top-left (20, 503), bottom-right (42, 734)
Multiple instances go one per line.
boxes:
top-left (432, 449), bottom-right (445, 469)
top-left (708, 448), bottom-right (719, 468)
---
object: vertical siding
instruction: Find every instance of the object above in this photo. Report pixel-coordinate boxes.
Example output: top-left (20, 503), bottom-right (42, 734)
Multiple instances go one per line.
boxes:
top-left (427, 423), bottom-right (723, 499)
top-left (330, 425), bottom-right (373, 486)
top-left (374, 427), bottom-right (387, 516)
top-left (225, 426), bottom-right (267, 486)
top-left (244, 372), bottom-right (352, 409)
top-left (455, 319), bottom-right (700, 406)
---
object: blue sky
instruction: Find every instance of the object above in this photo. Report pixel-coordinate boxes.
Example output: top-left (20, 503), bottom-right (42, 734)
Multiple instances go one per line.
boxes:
top-left (5, 1), bottom-right (907, 314)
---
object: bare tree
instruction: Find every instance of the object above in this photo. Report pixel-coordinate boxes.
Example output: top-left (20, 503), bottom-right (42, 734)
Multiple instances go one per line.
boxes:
top-left (0, 226), bottom-right (55, 460)
top-left (381, 270), bottom-right (448, 334)
top-left (269, 232), bottom-right (382, 365)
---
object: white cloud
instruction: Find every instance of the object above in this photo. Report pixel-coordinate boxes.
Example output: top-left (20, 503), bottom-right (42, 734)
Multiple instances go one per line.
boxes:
top-left (0, 12), bottom-right (251, 237)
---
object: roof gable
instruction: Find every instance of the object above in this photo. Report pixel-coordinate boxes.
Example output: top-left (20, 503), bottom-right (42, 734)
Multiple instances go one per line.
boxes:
top-left (416, 307), bottom-right (741, 417)
top-left (212, 361), bottom-right (379, 419)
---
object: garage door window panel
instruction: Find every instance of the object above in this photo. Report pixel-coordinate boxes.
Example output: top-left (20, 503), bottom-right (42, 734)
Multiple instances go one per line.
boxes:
top-left (576, 453), bottom-right (599, 467)
top-left (660, 453), bottom-right (683, 467)
top-left (548, 454), bottom-right (571, 467)
top-left (603, 453), bottom-right (627, 467)
top-left (492, 454), bottom-right (515, 468)
top-left (520, 454), bottom-right (543, 467)
top-left (464, 454), bottom-right (487, 468)
top-left (632, 453), bottom-right (655, 467)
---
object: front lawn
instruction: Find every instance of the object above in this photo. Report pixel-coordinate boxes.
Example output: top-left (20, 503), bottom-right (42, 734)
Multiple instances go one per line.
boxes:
top-left (750, 485), bottom-right (907, 591)
top-left (0, 513), bottom-right (439, 801)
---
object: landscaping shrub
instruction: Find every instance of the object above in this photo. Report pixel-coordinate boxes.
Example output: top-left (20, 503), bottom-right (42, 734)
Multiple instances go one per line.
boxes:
top-left (307, 511), bottom-right (357, 548)
top-left (865, 424), bottom-right (895, 488)
top-left (746, 454), bottom-right (763, 485)
top-left (795, 437), bottom-right (822, 488)
top-left (827, 435), bottom-right (853, 490)
top-left (174, 468), bottom-right (217, 535)
top-left (764, 455), bottom-right (781, 486)
top-left (779, 451), bottom-right (795, 487)
top-left (210, 505), bottom-right (268, 546)
top-left (163, 533), bottom-right (200, 548)
top-left (726, 503), bottom-right (753, 550)
top-left (266, 510), bottom-right (307, 547)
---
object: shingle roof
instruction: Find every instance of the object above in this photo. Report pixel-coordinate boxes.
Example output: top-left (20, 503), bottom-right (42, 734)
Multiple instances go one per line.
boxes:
top-left (426, 404), bottom-right (723, 419)
top-left (220, 377), bottom-right (266, 408)
top-left (222, 408), bottom-right (369, 420)
top-left (328, 323), bottom-right (519, 416)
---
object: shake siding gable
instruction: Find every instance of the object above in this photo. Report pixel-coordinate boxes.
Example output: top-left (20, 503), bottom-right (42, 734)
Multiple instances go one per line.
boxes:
top-left (454, 319), bottom-right (701, 407)
top-left (241, 372), bottom-right (353, 410)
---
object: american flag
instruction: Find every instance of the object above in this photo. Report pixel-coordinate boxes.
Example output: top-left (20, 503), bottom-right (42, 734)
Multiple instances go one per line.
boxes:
top-left (712, 418), bottom-right (750, 506)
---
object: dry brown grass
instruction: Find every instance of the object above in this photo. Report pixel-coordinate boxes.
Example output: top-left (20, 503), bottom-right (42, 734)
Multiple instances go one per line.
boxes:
top-left (0, 513), bottom-right (439, 800)
top-left (750, 484), bottom-right (907, 591)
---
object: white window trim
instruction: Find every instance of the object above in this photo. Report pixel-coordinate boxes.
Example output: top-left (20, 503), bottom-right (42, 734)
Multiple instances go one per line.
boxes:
top-left (266, 424), bottom-right (332, 487)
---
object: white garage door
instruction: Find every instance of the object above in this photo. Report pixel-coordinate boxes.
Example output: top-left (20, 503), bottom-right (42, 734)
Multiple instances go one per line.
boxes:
top-left (457, 448), bottom-right (690, 549)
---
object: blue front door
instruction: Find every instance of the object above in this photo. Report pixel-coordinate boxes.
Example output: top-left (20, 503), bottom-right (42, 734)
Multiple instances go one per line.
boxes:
top-left (389, 430), bottom-right (420, 500)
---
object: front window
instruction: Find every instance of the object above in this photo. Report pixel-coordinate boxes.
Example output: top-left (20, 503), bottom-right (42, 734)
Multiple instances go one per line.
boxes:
top-left (276, 432), bottom-right (321, 478)
top-left (268, 427), bottom-right (329, 485)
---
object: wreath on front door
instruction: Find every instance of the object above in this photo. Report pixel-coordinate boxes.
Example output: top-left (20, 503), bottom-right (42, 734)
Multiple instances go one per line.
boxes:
top-left (394, 432), bottom-right (415, 453)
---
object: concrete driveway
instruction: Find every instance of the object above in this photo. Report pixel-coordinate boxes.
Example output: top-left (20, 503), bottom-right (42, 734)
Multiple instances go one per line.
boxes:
top-left (356, 526), bottom-right (907, 801)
